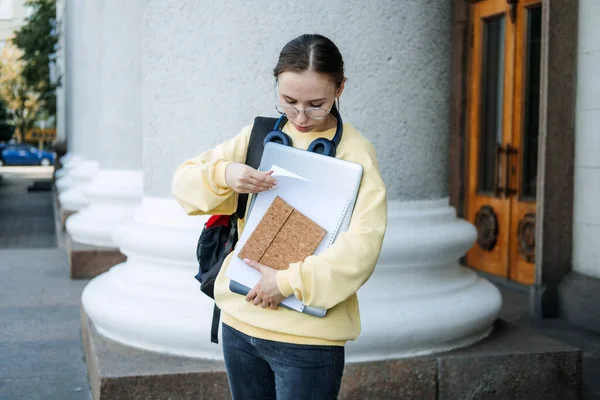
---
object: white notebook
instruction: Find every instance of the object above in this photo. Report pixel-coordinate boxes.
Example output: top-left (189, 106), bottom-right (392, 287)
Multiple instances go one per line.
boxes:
top-left (226, 142), bottom-right (364, 317)
top-left (226, 166), bottom-right (352, 314)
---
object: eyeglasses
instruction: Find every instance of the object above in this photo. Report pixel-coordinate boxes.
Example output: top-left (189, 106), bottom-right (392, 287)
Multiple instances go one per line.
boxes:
top-left (274, 104), bottom-right (330, 120)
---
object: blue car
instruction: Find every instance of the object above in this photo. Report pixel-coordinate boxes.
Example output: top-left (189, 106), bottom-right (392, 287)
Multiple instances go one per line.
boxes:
top-left (0, 143), bottom-right (55, 166)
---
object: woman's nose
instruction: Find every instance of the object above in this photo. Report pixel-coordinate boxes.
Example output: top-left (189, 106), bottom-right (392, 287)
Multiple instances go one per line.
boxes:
top-left (296, 111), bottom-right (310, 124)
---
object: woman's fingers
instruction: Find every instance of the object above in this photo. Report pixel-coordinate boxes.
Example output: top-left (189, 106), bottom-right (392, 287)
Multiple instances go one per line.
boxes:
top-left (248, 177), bottom-right (274, 191)
top-left (235, 170), bottom-right (276, 193)
top-left (237, 183), bottom-right (270, 194)
top-left (248, 176), bottom-right (272, 189)
top-left (245, 289), bottom-right (257, 302)
top-left (250, 170), bottom-right (276, 187)
top-left (227, 165), bottom-right (277, 194)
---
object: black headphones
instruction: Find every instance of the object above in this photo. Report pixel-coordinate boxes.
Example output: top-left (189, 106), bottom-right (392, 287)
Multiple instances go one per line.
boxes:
top-left (263, 106), bottom-right (343, 158)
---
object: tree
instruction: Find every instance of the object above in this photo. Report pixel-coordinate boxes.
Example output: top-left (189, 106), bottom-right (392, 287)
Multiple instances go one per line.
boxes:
top-left (0, 98), bottom-right (15, 142)
top-left (0, 43), bottom-right (43, 143)
top-left (12, 0), bottom-right (57, 118)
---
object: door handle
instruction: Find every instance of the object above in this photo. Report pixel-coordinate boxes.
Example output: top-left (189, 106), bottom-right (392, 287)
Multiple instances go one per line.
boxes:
top-left (495, 144), bottom-right (504, 197)
top-left (504, 144), bottom-right (518, 197)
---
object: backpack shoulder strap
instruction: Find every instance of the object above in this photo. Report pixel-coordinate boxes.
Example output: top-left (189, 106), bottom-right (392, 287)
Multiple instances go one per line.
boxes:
top-left (210, 117), bottom-right (276, 344)
top-left (235, 117), bottom-right (278, 219)
top-left (210, 304), bottom-right (221, 344)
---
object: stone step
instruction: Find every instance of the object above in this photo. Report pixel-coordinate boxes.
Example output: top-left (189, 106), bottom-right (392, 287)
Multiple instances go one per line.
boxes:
top-left (82, 311), bottom-right (581, 400)
top-left (67, 236), bottom-right (126, 279)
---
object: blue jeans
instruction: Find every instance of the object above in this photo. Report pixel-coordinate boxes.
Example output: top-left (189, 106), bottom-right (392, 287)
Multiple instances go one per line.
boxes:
top-left (222, 323), bottom-right (345, 400)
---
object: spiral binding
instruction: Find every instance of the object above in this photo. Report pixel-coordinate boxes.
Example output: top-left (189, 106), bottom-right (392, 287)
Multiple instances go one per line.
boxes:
top-left (327, 200), bottom-right (351, 247)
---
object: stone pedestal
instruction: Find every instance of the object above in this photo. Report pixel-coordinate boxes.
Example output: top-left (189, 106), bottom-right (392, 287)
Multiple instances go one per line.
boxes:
top-left (82, 310), bottom-right (581, 400)
top-left (559, 272), bottom-right (600, 333)
top-left (68, 237), bottom-right (127, 279)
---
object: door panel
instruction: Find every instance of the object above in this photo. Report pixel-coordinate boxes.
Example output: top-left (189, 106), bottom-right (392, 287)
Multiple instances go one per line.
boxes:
top-left (466, 0), bottom-right (542, 285)
top-left (508, 1), bottom-right (542, 284)
top-left (467, 0), bottom-right (515, 278)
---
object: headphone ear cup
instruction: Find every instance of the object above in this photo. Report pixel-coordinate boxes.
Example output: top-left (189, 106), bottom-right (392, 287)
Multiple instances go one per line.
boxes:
top-left (263, 130), bottom-right (292, 147)
top-left (307, 138), bottom-right (336, 157)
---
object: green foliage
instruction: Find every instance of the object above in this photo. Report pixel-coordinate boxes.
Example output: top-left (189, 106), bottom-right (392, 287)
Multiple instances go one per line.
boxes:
top-left (12, 0), bottom-right (57, 117)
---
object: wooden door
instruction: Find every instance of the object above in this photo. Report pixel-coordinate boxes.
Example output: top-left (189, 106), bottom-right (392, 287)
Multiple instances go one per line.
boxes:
top-left (466, 0), bottom-right (542, 285)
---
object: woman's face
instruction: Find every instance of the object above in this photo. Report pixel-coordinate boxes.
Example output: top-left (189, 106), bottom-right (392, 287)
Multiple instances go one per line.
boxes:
top-left (277, 70), bottom-right (343, 133)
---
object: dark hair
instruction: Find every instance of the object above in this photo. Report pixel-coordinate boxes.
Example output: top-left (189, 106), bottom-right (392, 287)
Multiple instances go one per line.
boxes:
top-left (273, 34), bottom-right (345, 88)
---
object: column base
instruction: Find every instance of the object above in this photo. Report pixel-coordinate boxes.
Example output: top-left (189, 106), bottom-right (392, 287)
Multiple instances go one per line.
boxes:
top-left (347, 198), bottom-right (502, 361)
top-left (559, 272), bottom-right (600, 333)
top-left (55, 175), bottom-right (74, 193)
top-left (60, 209), bottom-right (75, 232)
top-left (68, 236), bottom-right (126, 279)
top-left (82, 197), bottom-right (503, 361)
top-left (58, 160), bottom-right (99, 212)
top-left (81, 197), bottom-right (220, 359)
top-left (81, 309), bottom-right (581, 400)
top-left (65, 169), bottom-right (143, 248)
top-left (55, 154), bottom-right (83, 191)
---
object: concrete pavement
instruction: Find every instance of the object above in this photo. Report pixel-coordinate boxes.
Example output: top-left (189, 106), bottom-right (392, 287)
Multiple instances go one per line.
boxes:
top-left (0, 168), bottom-right (90, 400)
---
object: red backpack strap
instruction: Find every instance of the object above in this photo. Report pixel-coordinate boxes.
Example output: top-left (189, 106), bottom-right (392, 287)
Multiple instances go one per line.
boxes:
top-left (205, 214), bottom-right (231, 228)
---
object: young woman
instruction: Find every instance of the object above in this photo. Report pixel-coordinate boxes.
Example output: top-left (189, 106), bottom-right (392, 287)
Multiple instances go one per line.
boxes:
top-left (172, 34), bottom-right (387, 399)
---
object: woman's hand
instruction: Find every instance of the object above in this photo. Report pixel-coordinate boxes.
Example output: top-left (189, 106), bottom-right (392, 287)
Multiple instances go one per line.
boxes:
top-left (225, 163), bottom-right (277, 194)
top-left (244, 258), bottom-right (286, 309)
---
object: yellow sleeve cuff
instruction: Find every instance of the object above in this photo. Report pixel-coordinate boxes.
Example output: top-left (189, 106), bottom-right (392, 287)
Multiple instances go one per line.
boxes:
top-left (276, 269), bottom-right (294, 298)
top-left (213, 160), bottom-right (232, 190)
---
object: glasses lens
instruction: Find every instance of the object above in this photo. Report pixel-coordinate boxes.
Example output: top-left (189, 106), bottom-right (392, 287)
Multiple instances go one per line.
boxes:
top-left (305, 108), bottom-right (328, 120)
top-left (275, 105), bottom-right (298, 118)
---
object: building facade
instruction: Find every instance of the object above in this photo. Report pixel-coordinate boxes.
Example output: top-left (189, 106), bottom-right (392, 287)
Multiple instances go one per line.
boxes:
top-left (0, 0), bottom-right (29, 50)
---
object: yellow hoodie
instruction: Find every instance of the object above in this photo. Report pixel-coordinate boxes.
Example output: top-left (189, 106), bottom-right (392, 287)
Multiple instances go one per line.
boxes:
top-left (172, 121), bottom-right (387, 346)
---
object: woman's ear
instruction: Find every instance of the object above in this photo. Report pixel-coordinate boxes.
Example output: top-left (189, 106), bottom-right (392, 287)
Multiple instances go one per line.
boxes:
top-left (336, 77), bottom-right (347, 98)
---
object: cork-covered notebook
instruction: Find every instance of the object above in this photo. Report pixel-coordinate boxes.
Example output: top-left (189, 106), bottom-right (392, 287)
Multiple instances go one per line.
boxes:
top-left (237, 196), bottom-right (327, 270)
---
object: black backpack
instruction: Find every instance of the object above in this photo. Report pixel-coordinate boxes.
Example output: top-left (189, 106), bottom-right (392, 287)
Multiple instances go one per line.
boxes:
top-left (195, 116), bottom-right (277, 343)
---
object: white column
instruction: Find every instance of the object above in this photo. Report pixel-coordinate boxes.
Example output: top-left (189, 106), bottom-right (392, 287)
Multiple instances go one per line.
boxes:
top-left (58, 0), bottom-right (102, 209)
top-left (55, 0), bottom-right (79, 183)
top-left (54, 0), bottom-right (66, 146)
top-left (54, 0), bottom-right (78, 181)
top-left (572, 0), bottom-right (600, 279)
top-left (82, 1), bottom-right (500, 360)
top-left (65, 0), bottom-right (143, 248)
